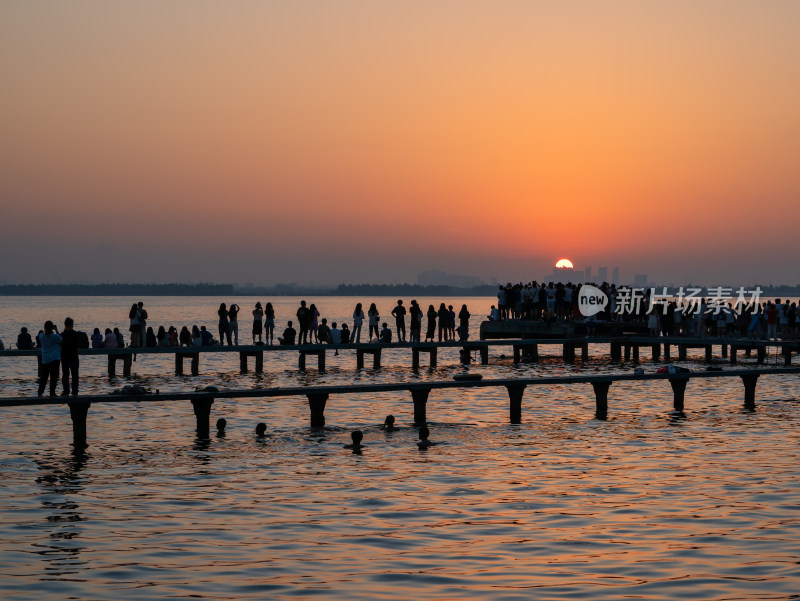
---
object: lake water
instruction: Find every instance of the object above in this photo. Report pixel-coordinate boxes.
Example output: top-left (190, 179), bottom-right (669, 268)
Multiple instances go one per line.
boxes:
top-left (1, 296), bottom-right (799, 600)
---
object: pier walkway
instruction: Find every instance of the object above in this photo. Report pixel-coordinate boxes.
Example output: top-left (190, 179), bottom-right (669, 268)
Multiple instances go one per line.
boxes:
top-left (1, 366), bottom-right (798, 448)
top-left (1, 336), bottom-right (798, 377)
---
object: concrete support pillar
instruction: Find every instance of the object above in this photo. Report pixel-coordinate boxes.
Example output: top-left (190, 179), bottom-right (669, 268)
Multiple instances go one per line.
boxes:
top-left (506, 384), bottom-right (526, 424)
top-left (307, 393), bottom-right (329, 427)
top-left (411, 388), bottom-right (430, 426)
top-left (592, 381), bottom-right (611, 420)
top-left (69, 401), bottom-right (91, 448)
top-left (669, 377), bottom-right (688, 412)
top-left (191, 398), bottom-right (214, 438)
top-left (741, 374), bottom-right (759, 412)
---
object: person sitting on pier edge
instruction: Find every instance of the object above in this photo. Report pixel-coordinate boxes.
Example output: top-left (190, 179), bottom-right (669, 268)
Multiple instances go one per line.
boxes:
top-left (157, 326), bottom-right (169, 347)
top-left (380, 415), bottom-right (397, 432)
top-left (146, 326), bottom-right (157, 348)
top-left (216, 418), bottom-right (227, 436)
top-left (103, 328), bottom-right (117, 348)
top-left (168, 326), bottom-right (179, 347)
top-left (409, 300), bottom-right (422, 342)
top-left (344, 430), bottom-right (364, 452)
top-left (279, 321), bottom-right (296, 345)
top-left (330, 322), bottom-right (342, 355)
top-left (113, 327), bottom-right (125, 348)
top-left (17, 327), bottom-right (34, 350)
top-left (191, 325), bottom-right (202, 347)
top-left (60, 317), bottom-right (81, 397)
top-left (179, 326), bottom-right (192, 347)
top-left (255, 422), bottom-right (267, 437)
top-left (417, 426), bottom-right (435, 449)
top-left (317, 318), bottom-right (331, 343)
top-left (0, 336), bottom-right (4, 350)
top-left (37, 321), bottom-right (62, 397)
top-left (379, 322), bottom-right (392, 343)
top-left (91, 327), bottom-right (104, 348)
top-left (487, 305), bottom-right (500, 322)
top-left (340, 323), bottom-right (351, 344)
top-left (391, 299), bottom-right (407, 342)
top-left (200, 325), bottom-right (213, 346)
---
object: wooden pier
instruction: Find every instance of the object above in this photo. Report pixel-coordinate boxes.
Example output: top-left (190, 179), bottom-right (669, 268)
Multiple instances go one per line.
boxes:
top-left (0, 367), bottom-right (798, 448)
top-left (1, 336), bottom-right (798, 377)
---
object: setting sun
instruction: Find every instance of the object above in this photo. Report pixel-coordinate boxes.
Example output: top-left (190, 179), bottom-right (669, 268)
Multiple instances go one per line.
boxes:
top-left (555, 258), bottom-right (574, 269)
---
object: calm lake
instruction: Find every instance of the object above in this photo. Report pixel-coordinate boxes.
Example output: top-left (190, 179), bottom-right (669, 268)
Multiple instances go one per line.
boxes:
top-left (1, 296), bottom-right (799, 600)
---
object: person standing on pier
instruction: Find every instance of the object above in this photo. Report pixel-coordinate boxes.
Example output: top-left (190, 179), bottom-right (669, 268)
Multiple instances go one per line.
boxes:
top-left (448, 305), bottom-right (456, 340)
top-left (252, 302), bottom-right (264, 344)
top-left (137, 302), bottom-right (148, 348)
top-left (228, 303), bottom-right (240, 345)
top-left (128, 304), bottom-right (141, 347)
top-left (60, 317), bottom-right (80, 396)
top-left (264, 302), bottom-right (276, 345)
top-left (296, 300), bottom-right (311, 344)
top-left (368, 303), bottom-right (380, 341)
top-left (458, 304), bottom-right (471, 341)
top-left (425, 305), bottom-right (437, 342)
top-left (352, 303), bottom-right (365, 343)
top-left (217, 303), bottom-right (232, 345)
top-left (37, 321), bottom-right (62, 397)
top-left (437, 303), bottom-right (449, 341)
top-left (391, 299), bottom-right (407, 342)
top-left (309, 303), bottom-right (321, 343)
top-left (409, 300), bottom-right (422, 342)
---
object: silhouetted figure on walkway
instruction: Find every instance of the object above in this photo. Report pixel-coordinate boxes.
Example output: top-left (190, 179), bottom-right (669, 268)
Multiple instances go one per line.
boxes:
top-left (296, 300), bottom-right (310, 344)
top-left (438, 303), bottom-right (449, 341)
top-left (264, 302), bottom-right (276, 345)
top-left (218, 303), bottom-right (232, 345)
top-left (426, 305), bottom-right (437, 342)
top-left (17, 327), bottom-right (34, 350)
top-left (252, 302), bottom-right (264, 344)
top-left (352, 303), bottom-right (365, 343)
top-left (228, 303), bottom-right (240, 345)
top-left (391, 299), bottom-right (407, 342)
top-left (279, 321), bottom-right (296, 345)
top-left (60, 317), bottom-right (80, 396)
top-left (37, 321), bottom-right (62, 397)
top-left (368, 303), bottom-right (380, 340)
top-left (409, 300), bottom-right (422, 342)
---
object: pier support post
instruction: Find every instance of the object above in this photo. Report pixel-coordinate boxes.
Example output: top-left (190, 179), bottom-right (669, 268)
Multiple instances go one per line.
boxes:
top-left (373, 348), bottom-right (382, 369)
top-left (411, 388), bottom-right (430, 426)
top-left (480, 345), bottom-right (489, 365)
top-left (721, 344), bottom-right (728, 359)
top-left (652, 343), bottom-right (661, 361)
top-left (240, 352), bottom-right (248, 373)
top-left (191, 398), bottom-right (214, 438)
top-left (123, 355), bottom-right (132, 377)
top-left (740, 374), bottom-right (759, 412)
top-left (581, 342), bottom-right (589, 363)
top-left (669, 377), bottom-right (688, 412)
top-left (610, 342), bottom-right (622, 362)
top-left (783, 346), bottom-right (792, 367)
top-left (757, 346), bottom-right (766, 365)
top-left (730, 346), bottom-right (737, 365)
top-left (299, 352), bottom-right (306, 371)
top-left (460, 346), bottom-right (471, 365)
top-left (705, 345), bottom-right (713, 363)
top-left (592, 381), bottom-right (611, 420)
top-left (318, 350), bottom-right (326, 371)
top-left (663, 343), bottom-right (671, 361)
top-left (356, 350), bottom-right (364, 369)
top-left (506, 384), bottom-right (526, 424)
top-left (255, 352), bottom-right (263, 373)
top-left (68, 401), bottom-right (91, 448)
top-left (176, 353), bottom-right (200, 376)
top-left (624, 344), bottom-right (631, 362)
top-left (108, 355), bottom-right (116, 377)
top-left (412, 349), bottom-right (420, 370)
top-left (632, 345), bottom-right (640, 365)
top-left (307, 393), bottom-right (329, 427)
top-left (513, 345), bottom-right (521, 364)
top-left (678, 345), bottom-right (687, 361)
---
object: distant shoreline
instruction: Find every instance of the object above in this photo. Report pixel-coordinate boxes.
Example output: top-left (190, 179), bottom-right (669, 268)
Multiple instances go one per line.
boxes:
top-left (0, 283), bottom-right (798, 297)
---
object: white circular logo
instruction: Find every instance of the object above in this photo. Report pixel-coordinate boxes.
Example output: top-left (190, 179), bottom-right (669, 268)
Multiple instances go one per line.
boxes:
top-left (578, 284), bottom-right (608, 317)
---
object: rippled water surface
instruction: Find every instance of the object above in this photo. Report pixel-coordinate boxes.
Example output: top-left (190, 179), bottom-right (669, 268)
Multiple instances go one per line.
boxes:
top-left (1, 297), bottom-right (799, 600)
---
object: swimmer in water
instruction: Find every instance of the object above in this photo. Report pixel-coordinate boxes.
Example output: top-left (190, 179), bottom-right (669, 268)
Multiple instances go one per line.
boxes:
top-left (380, 415), bottom-right (397, 432)
top-left (417, 426), bottom-right (435, 449)
top-left (255, 422), bottom-right (267, 437)
top-left (343, 430), bottom-right (364, 452)
top-left (216, 418), bottom-right (227, 436)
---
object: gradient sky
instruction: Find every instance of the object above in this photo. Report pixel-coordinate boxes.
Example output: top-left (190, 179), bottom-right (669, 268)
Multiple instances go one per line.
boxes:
top-left (1, 1), bottom-right (798, 287)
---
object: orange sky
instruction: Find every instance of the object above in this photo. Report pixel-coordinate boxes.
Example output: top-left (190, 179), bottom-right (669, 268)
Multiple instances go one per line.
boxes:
top-left (1, 1), bottom-right (798, 286)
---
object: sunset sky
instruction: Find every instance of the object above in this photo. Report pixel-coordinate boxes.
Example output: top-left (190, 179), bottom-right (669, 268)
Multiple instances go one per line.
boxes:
top-left (1, 1), bottom-right (798, 287)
